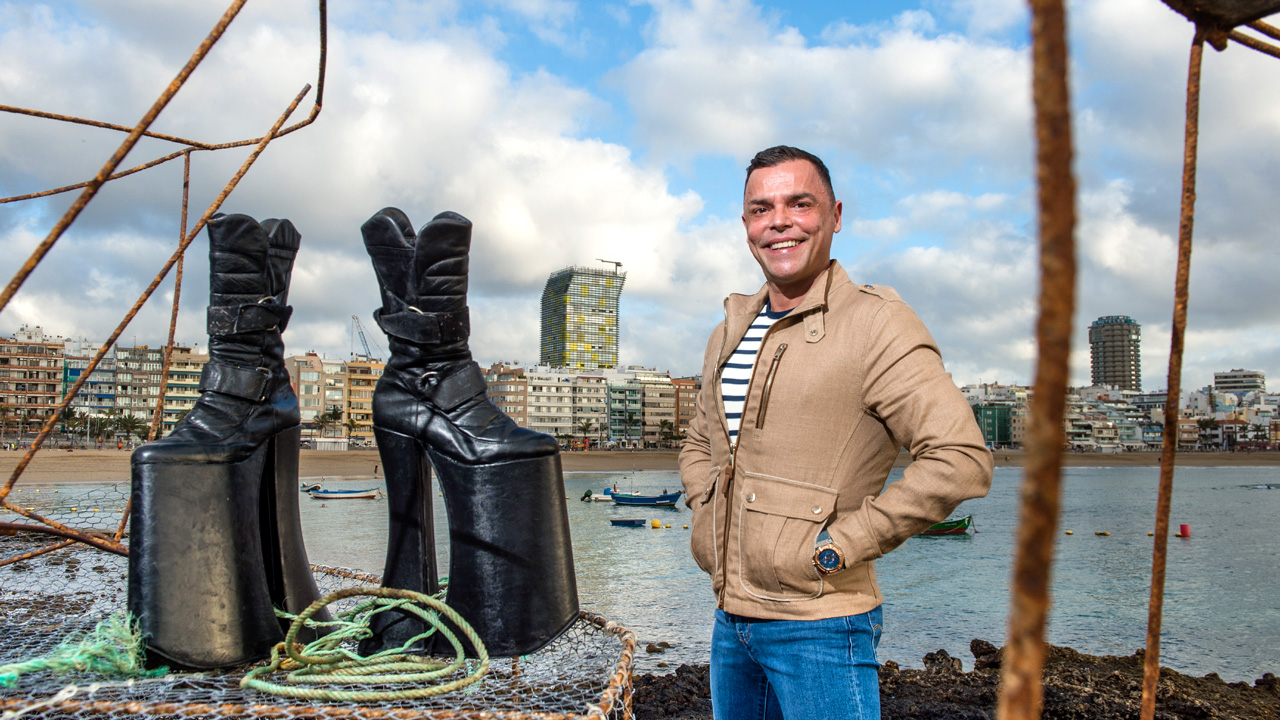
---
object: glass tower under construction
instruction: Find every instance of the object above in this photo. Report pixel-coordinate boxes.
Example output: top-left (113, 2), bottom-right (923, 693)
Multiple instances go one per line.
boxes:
top-left (540, 265), bottom-right (625, 369)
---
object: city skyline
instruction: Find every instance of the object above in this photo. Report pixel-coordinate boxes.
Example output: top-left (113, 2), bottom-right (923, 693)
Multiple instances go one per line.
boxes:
top-left (2, 1), bottom-right (1279, 390)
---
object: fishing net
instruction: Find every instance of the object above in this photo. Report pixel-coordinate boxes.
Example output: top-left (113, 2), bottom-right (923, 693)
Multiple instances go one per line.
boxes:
top-left (1, 484), bottom-right (636, 719)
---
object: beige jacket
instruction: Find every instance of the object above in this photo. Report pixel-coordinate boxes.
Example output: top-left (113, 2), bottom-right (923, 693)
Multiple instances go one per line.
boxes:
top-left (679, 261), bottom-right (993, 619)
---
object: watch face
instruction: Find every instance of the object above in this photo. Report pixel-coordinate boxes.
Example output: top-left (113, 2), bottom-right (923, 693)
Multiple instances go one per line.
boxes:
top-left (817, 547), bottom-right (841, 571)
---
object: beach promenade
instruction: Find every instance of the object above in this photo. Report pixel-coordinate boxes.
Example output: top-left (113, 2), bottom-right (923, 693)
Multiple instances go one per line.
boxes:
top-left (3, 446), bottom-right (1278, 485)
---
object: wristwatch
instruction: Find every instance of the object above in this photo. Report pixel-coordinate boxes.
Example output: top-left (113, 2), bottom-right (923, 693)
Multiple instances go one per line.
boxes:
top-left (813, 529), bottom-right (845, 575)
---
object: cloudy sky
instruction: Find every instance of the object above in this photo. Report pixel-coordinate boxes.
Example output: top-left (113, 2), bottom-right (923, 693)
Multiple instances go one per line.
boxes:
top-left (2, 0), bottom-right (1279, 392)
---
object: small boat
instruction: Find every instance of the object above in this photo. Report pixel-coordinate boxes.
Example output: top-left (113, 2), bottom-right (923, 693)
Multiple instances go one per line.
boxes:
top-left (307, 487), bottom-right (379, 500)
top-left (580, 488), bottom-right (616, 502)
top-left (612, 490), bottom-right (683, 507)
top-left (610, 518), bottom-right (648, 527)
top-left (299, 482), bottom-right (323, 492)
top-left (918, 515), bottom-right (973, 536)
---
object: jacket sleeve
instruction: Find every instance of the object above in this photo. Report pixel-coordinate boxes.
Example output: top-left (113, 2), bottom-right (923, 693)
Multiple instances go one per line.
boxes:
top-left (679, 328), bottom-right (719, 509)
top-left (838, 299), bottom-right (994, 565)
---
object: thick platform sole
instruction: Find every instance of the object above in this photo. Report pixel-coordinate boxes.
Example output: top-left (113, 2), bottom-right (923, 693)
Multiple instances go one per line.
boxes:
top-left (362, 427), bottom-right (579, 658)
top-left (128, 425), bottom-right (324, 668)
top-left (358, 426), bottom-right (439, 656)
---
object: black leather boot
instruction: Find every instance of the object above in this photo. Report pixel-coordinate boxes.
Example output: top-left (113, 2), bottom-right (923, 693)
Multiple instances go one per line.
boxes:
top-left (128, 214), bottom-right (326, 669)
top-left (359, 208), bottom-right (578, 658)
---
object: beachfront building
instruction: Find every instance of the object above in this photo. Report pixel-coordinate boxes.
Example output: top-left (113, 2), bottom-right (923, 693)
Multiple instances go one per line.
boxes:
top-left (286, 353), bottom-right (348, 442)
top-left (525, 368), bottom-right (575, 440)
top-left (345, 357), bottom-right (383, 446)
top-left (632, 368), bottom-right (676, 448)
top-left (0, 325), bottom-right (66, 438)
top-left (61, 338), bottom-right (116, 421)
top-left (114, 345), bottom-right (167, 425)
top-left (484, 363), bottom-right (530, 427)
top-left (1089, 315), bottom-right (1142, 391)
top-left (160, 348), bottom-right (207, 435)
top-left (539, 264), bottom-right (625, 370)
top-left (607, 375), bottom-right (644, 447)
top-left (972, 404), bottom-right (1013, 448)
top-left (672, 376), bottom-right (699, 442)
top-left (1214, 369), bottom-right (1265, 399)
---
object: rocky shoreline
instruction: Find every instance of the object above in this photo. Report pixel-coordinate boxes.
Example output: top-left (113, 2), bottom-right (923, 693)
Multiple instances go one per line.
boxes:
top-left (632, 640), bottom-right (1280, 719)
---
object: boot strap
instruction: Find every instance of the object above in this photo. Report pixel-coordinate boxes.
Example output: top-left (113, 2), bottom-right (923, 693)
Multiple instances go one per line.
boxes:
top-left (199, 363), bottom-right (272, 402)
top-left (208, 301), bottom-right (292, 335)
top-left (419, 362), bottom-right (485, 412)
top-left (374, 306), bottom-right (469, 345)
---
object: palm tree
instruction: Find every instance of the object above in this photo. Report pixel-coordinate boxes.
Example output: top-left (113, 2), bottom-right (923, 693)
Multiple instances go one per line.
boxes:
top-left (0, 402), bottom-right (12, 444)
top-left (577, 419), bottom-right (595, 449)
top-left (624, 412), bottom-right (640, 448)
top-left (315, 408), bottom-right (342, 438)
top-left (117, 414), bottom-right (149, 444)
top-left (658, 419), bottom-right (676, 449)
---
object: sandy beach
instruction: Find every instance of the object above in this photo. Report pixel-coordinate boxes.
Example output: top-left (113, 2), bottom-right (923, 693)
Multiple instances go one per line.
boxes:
top-left (2, 446), bottom-right (1279, 486)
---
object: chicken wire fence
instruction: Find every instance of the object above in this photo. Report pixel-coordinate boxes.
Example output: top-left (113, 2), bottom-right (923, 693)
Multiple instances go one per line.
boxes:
top-left (1, 484), bottom-right (636, 720)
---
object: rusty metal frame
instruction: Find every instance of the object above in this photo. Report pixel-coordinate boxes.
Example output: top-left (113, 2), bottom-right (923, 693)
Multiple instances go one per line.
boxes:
top-left (996, 1), bottom-right (1076, 718)
top-left (997, 4), bottom-right (1280, 720)
top-left (0, 0), bottom-right (328, 562)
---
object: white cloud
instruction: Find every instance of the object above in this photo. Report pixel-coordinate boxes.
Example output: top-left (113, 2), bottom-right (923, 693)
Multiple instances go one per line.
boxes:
top-left (3, 0), bottom-right (1279, 393)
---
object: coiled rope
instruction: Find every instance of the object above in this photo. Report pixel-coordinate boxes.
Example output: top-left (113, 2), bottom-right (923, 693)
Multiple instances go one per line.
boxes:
top-left (240, 585), bottom-right (490, 702)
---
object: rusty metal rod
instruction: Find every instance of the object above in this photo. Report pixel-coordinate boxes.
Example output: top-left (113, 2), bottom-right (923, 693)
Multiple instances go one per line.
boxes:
top-left (996, 1), bottom-right (1076, 719)
top-left (1247, 19), bottom-right (1280, 42)
top-left (146, 151), bottom-right (194, 443)
top-left (0, 522), bottom-right (128, 556)
top-left (1228, 29), bottom-right (1280, 59)
top-left (0, 501), bottom-right (129, 556)
top-left (0, 85), bottom-right (311, 504)
top-left (0, 0), bottom-right (327, 207)
top-left (0, 104), bottom-right (221, 149)
top-left (1141, 28), bottom-right (1205, 720)
top-left (0, 539), bottom-right (77, 568)
top-left (0, 0), bottom-right (248, 314)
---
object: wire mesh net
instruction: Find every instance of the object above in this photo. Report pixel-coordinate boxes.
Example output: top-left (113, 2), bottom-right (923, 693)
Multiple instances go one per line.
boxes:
top-left (2, 484), bottom-right (635, 719)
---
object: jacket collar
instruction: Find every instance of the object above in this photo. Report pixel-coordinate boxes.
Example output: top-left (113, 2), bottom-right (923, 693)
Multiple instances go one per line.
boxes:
top-left (724, 260), bottom-right (849, 318)
top-left (718, 261), bottom-right (851, 366)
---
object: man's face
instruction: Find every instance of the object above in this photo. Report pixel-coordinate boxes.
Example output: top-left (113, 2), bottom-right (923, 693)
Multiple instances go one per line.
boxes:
top-left (742, 159), bottom-right (842, 306)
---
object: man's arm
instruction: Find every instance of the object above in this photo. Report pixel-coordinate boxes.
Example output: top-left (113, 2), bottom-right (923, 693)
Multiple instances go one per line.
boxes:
top-left (679, 334), bottom-right (718, 509)
top-left (835, 300), bottom-right (994, 566)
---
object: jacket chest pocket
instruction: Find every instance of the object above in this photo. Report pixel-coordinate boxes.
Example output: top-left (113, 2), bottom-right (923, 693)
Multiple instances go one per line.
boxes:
top-left (736, 472), bottom-right (838, 601)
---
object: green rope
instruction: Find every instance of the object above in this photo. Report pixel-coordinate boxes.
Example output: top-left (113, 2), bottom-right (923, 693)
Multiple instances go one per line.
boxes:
top-left (0, 612), bottom-right (168, 688)
top-left (240, 585), bottom-right (490, 702)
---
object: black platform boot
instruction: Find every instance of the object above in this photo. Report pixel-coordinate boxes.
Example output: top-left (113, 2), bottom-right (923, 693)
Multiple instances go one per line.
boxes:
top-left (358, 208), bottom-right (578, 658)
top-left (128, 214), bottom-right (326, 669)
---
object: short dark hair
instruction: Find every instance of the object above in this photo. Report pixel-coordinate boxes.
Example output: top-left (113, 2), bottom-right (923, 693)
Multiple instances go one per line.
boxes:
top-left (745, 146), bottom-right (835, 201)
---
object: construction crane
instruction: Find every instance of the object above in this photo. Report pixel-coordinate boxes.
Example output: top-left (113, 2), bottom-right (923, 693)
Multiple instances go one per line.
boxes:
top-left (596, 258), bottom-right (623, 273)
top-left (351, 315), bottom-right (374, 358)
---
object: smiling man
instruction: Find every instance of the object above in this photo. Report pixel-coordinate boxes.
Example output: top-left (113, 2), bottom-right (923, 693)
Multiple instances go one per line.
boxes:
top-left (679, 146), bottom-right (994, 719)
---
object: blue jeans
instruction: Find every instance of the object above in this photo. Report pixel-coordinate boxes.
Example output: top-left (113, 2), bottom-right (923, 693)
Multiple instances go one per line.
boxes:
top-left (710, 607), bottom-right (883, 720)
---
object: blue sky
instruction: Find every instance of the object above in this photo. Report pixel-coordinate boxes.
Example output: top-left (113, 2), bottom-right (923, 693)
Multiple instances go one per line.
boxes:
top-left (3, 0), bottom-right (1280, 392)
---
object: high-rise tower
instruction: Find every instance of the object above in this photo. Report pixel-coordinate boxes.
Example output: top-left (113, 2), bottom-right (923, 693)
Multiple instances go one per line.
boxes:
top-left (539, 264), bottom-right (625, 369)
top-left (1089, 315), bottom-right (1141, 391)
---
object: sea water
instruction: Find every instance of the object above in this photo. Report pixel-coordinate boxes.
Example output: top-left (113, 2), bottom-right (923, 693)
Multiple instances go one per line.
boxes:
top-left (18, 465), bottom-right (1279, 679)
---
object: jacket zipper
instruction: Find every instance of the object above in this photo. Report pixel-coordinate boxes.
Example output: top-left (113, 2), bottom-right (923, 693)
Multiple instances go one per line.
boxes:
top-left (755, 343), bottom-right (788, 430)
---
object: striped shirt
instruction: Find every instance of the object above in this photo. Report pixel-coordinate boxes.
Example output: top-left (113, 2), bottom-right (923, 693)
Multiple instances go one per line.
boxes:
top-left (721, 303), bottom-right (789, 446)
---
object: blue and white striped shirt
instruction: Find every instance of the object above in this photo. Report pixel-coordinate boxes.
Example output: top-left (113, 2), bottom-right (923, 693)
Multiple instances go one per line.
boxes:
top-left (721, 303), bottom-right (789, 446)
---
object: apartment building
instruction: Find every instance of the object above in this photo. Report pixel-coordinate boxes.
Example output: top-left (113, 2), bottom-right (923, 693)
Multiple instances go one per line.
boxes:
top-left (485, 363), bottom-right (530, 427)
top-left (0, 325), bottom-right (66, 436)
top-left (160, 348), bottom-right (207, 435)
top-left (345, 357), bottom-right (383, 445)
top-left (62, 338), bottom-right (116, 418)
top-left (672, 376), bottom-right (699, 440)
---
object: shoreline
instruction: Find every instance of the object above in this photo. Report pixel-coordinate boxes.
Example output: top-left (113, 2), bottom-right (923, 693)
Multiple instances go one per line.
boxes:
top-left (2, 447), bottom-right (1279, 485)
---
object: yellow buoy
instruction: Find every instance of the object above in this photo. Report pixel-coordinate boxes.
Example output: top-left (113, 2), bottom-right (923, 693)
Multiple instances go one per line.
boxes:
top-left (1148, 532), bottom-right (1154, 536)
top-left (650, 519), bottom-right (661, 529)
top-left (683, 525), bottom-right (688, 529)
top-left (664, 524), bottom-right (671, 529)
top-left (1065, 530), bottom-right (1073, 535)
top-left (1094, 531), bottom-right (1110, 536)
